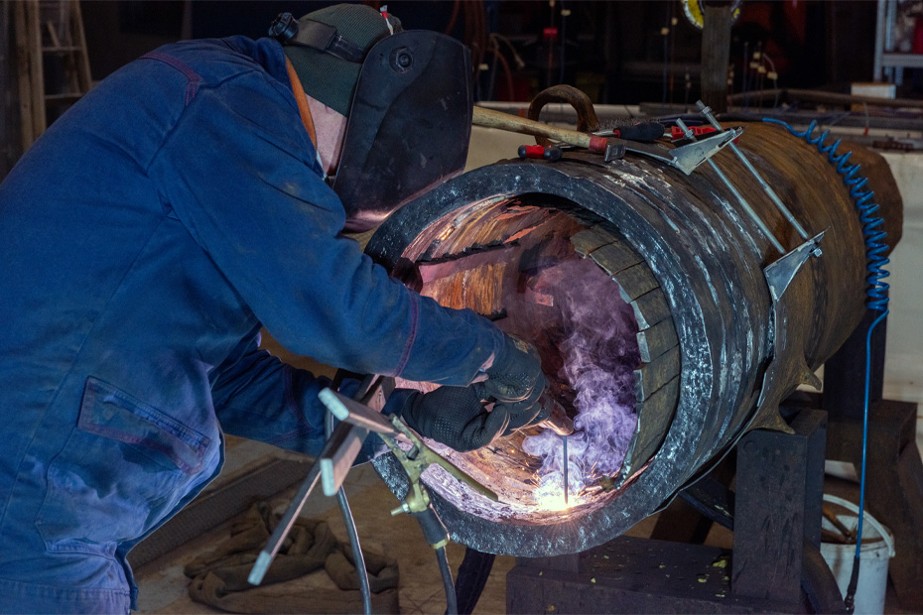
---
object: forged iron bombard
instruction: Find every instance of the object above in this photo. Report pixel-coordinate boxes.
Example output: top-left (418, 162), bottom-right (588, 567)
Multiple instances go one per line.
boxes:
top-left (366, 122), bottom-right (903, 557)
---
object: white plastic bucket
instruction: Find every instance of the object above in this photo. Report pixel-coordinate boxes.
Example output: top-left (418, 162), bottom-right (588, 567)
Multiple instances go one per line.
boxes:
top-left (820, 494), bottom-right (896, 615)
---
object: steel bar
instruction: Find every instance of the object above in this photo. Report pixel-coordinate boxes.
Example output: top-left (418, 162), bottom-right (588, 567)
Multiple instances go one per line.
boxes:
top-left (248, 459), bottom-right (322, 586)
top-left (697, 100), bottom-right (811, 242)
top-left (676, 118), bottom-right (786, 254)
top-left (248, 419), bottom-right (364, 586)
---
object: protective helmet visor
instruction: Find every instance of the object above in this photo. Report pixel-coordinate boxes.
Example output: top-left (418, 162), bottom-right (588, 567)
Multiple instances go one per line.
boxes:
top-left (331, 30), bottom-right (472, 232)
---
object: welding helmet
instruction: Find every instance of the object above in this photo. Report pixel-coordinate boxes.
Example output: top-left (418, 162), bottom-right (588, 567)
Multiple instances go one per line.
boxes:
top-left (271, 5), bottom-right (473, 232)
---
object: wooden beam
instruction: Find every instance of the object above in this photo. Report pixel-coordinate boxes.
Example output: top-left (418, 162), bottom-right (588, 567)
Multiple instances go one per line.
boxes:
top-left (700, 2), bottom-right (733, 113)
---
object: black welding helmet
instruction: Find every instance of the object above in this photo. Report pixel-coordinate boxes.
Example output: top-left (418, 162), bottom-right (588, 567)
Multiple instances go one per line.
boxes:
top-left (271, 6), bottom-right (473, 232)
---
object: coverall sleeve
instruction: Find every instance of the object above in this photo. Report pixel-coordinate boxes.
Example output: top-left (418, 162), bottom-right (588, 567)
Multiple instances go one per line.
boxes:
top-left (148, 71), bottom-right (504, 386)
top-left (209, 333), bottom-right (332, 456)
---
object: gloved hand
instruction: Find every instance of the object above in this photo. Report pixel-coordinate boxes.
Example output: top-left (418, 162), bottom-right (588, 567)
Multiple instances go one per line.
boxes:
top-left (478, 334), bottom-right (545, 406)
top-left (386, 386), bottom-right (511, 452)
top-left (385, 385), bottom-right (551, 453)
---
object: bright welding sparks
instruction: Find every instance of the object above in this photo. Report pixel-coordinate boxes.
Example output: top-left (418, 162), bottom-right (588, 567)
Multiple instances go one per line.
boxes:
top-left (525, 437), bottom-right (583, 510)
top-left (531, 463), bottom-right (587, 511)
top-left (534, 486), bottom-right (572, 511)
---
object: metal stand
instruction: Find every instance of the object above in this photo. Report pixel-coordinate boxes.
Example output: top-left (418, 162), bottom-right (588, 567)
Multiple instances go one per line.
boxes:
top-left (507, 408), bottom-right (841, 614)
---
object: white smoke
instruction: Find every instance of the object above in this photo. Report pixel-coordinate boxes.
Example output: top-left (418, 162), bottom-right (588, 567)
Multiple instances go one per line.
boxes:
top-left (521, 258), bottom-right (640, 504)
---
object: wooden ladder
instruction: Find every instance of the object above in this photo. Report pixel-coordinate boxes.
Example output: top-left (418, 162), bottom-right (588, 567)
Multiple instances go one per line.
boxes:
top-left (13, 0), bottom-right (92, 150)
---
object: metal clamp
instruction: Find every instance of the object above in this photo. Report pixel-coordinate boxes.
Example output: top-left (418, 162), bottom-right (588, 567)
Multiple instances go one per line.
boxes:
top-left (617, 127), bottom-right (742, 175)
top-left (323, 388), bottom-right (499, 510)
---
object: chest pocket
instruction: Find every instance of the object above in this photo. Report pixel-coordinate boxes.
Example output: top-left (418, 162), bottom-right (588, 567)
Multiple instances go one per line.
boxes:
top-left (36, 377), bottom-right (214, 554)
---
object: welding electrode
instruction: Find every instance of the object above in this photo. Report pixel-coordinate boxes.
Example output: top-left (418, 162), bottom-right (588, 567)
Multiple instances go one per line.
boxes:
top-left (563, 435), bottom-right (569, 506)
top-left (534, 390), bottom-right (575, 506)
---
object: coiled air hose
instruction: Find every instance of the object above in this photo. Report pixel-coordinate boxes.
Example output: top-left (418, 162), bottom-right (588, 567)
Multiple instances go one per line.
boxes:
top-left (764, 118), bottom-right (891, 614)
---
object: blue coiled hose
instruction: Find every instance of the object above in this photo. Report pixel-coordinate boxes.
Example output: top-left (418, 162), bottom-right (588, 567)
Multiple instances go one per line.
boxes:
top-left (763, 118), bottom-right (890, 613)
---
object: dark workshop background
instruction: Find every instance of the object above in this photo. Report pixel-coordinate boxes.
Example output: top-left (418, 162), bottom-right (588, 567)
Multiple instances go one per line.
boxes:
top-left (81, 1), bottom-right (879, 100)
top-left (0, 0), bottom-right (895, 179)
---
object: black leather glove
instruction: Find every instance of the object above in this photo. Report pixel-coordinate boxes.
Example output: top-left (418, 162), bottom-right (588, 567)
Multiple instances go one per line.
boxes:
top-left (387, 386), bottom-right (511, 452)
top-left (479, 335), bottom-right (545, 405)
top-left (495, 388), bottom-right (550, 435)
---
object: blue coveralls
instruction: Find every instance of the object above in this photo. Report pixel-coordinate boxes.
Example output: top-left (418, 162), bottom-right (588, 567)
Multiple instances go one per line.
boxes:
top-left (0, 35), bottom-right (502, 613)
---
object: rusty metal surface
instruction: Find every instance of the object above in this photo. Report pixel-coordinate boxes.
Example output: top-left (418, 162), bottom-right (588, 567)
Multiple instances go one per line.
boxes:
top-left (366, 122), bottom-right (902, 557)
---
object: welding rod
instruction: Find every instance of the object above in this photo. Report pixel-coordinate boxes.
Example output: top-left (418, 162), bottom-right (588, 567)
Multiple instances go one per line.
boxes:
top-left (562, 435), bottom-right (569, 506)
top-left (696, 101), bottom-right (811, 242)
top-left (532, 390), bottom-right (575, 506)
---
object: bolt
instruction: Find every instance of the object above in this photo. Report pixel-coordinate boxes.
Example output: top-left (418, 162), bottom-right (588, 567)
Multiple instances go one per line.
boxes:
top-left (697, 101), bottom-right (720, 130)
top-left (675, 118), bottom-right (695, 141)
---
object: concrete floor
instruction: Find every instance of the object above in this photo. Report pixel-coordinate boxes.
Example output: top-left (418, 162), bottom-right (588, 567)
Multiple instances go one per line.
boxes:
top-left (133, 436), bottom-right (521, 614)
top-left (132, 434), bottom-right (912, 615)
top-left (132, 440), bottom-right (668, 615)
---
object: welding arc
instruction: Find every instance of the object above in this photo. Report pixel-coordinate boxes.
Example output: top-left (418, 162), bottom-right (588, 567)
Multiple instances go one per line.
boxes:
top-left (473, 106), bottom-right (609, 154)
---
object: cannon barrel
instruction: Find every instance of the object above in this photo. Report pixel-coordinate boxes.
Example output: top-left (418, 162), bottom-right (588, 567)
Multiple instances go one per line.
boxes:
top-left (366, 122), bottom-right (903, 557)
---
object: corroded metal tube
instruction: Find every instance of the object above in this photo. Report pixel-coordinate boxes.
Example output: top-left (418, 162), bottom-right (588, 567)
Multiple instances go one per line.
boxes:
top-left (366, 122), bottom-right (903, 557)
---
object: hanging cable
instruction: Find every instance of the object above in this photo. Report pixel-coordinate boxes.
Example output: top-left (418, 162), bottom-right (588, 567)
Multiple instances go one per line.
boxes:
top-left (763, 118), bottom-right (891, 614)
top-left (437, 545), bottom-right (459, 615)
top-left (324, 401), bottom-right (373, 615)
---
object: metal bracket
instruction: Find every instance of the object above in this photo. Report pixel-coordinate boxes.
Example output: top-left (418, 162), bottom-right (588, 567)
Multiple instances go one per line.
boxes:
top-left (616, 128), bottom-right (741, 175)
top-left (247, 378), bottom-right (386, 586)
top-left (749, 235), bottom-right (825, 435)
top-left (763, 231), bottom-right (826, 302)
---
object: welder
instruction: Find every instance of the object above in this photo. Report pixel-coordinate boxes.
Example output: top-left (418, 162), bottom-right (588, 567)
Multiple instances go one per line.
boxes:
top-left (0, 5), bottom-right (548, 613)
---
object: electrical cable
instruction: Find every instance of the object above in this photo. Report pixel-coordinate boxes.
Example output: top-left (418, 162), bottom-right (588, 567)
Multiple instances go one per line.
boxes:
top-left (558, 1), bottom-right (567, 86)
top-left (485, 44), bottom-right (514, 102)
top-left (436, 545), bottom-right (459, 615)
top-left (488, 33), bottom-right (523, 101)
top-left (759, 52), bottom-right (780, 108)
top-left (324, 401), bottom-right (373, 615)
top-left (443, 0), bottom-right (460, 36)
top-left (763, 118), bottom-right (891, 614)
top-left (454, 548), bottom-right (496, 614)
top-left (492, 32), bottom-right (526, 70)
top-left (742, 41), bottom-right (750, 107)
